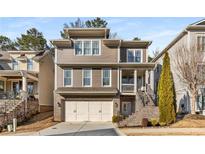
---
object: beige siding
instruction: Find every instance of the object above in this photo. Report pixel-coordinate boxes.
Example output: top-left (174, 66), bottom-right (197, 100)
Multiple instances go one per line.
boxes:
top-left (120, 48), bottom-right (147, 62)
top-left (57, 67), bottom-right (118, 88)
top-left (56, 41), bottom-right (118, 64)
top-left (9, 53), bottom-right (39, 71)
top-left (38, 54), bottom-right (54, 106)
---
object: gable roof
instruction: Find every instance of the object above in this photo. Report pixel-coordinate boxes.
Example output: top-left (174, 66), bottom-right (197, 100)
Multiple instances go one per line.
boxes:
top-left (152, 19), bottom-right (205, 62)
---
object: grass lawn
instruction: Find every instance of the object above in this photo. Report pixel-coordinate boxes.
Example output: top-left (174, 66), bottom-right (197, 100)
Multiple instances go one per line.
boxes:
top-left (0, 111), bottom-right (58, 135)
top-left (120, 114), bottom-right (205, 136)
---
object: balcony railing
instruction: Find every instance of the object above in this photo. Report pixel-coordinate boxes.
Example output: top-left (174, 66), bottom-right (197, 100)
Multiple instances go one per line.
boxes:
top-left (121, 84), bottom-right (135, 93)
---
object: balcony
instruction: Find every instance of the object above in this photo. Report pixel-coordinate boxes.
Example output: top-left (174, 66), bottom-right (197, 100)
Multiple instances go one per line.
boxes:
top-left (120, 69), bottom-right (146, 94)
top-left (121, 84), bottom-right (135, 93)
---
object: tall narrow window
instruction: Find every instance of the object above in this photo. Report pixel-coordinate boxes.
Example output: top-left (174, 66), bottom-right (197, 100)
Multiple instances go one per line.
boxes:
top-left (84, 41), bottom-right (91, 55)
top-left (127, 50), bottom-right (134, 62)
top-left (12, 59), bottom-right (18, 70)
top-left (27, 59), bottom-right (33, 71)
top-left (197, 36), bottom-right (205, 52)
top-left (64, 69), bottom-right (72, 86)
top-left (92, 41), bottom-right (99, 55)
top-left (135, 50), bottom-right (141, 62)
top-left (102, 68), bottom-right (111, 87)
top-left (83, 69), bottom-right (92, 87)
top-left (75, 41), bottom-right (83, 55)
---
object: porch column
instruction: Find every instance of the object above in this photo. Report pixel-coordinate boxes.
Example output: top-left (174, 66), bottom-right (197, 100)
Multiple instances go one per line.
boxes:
top-left (145, 69), bottom-right (149, 91)
top-left (22, 76), bottom-right (27, 92)
top-left (134, 69), bottom-right (138, 93)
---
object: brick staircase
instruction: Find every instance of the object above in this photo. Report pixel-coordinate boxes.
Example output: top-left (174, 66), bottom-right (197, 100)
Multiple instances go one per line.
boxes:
top-left (118, 91), bottom-right (159, 127)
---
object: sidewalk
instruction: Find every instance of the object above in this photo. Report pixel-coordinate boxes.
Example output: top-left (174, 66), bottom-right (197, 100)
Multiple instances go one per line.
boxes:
top-left (120, 127), bottom-right (205, 136)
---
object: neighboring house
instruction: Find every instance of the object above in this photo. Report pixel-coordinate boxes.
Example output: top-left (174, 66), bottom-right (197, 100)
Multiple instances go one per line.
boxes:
top-left (51, 28), bottom-right (155, 122)
top-left (0, 50), bottom-right (54, 111)
top-left (150, 19), bottom-right (205, 114)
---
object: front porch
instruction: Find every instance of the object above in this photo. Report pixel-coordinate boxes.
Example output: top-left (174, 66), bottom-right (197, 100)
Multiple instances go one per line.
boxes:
top-left (120, 69), bottom-right (147, 94)
top-left (119, 68), bottom-right (151, 116)
top-left (0, 70), bottom-right (39, 100)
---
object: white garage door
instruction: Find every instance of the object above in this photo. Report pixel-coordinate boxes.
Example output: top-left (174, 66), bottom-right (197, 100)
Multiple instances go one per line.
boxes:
top-left (65, 101), bottom-right (113, 122)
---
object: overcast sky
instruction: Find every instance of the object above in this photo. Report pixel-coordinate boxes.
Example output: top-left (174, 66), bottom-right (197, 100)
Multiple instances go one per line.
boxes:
top-left (0, 17), bottom-right (203, 56)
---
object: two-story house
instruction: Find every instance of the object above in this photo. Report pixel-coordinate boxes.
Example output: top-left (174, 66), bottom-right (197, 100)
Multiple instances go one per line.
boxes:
top-left (0, 50), bottom-right (54, 111)
top-left (150, 19), bottom-right (205, 114)
top-left (51, 28), bottom-right (155, 122)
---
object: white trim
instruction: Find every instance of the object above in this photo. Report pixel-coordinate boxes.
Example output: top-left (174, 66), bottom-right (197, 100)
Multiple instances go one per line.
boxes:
top-left (126, 49), bottom-right (143, 63)
top-left (74, 39), bottom-right (101, 56)
top-left (63, 68), bottom-right (73, 87)
top-left (82, 68), bottom-right (92, 87)
top-left (101, 68), bottom-right (112, 87)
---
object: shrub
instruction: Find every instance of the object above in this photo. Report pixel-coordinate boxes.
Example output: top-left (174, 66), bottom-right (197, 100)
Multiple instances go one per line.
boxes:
top-left (159, 122), bottom-right (166, 127)
top-left (150, 118), bottom-right (159, 126)
top-left (141, 118), bottom-right (149, 127)
top-left (158, 52), bottom-right (176, 125)
top-left (112, 115), bottom-right (123, 123)
top-left (0, 126), bottom-right (3, 133)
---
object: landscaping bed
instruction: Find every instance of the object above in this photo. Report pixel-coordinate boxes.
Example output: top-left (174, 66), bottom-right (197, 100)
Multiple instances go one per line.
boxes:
top-left (0, 111), bottom-right (58, 135)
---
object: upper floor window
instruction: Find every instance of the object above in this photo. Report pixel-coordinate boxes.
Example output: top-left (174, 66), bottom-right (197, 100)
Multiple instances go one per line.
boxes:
top-left (64, 68), bottom-right (72, 87)
top-left (75, 41), bottom-right (83, 55)
top-left (12, 59), bottom-right (18, 70)
top-left (83, 68), bottom-right (92, 87)
top-left (102, 68), bottom-right (111, 87)
top-left (75, 40), bottom-right (100, 56)
top-left (127, 49), bottom-right (142, 63)
top-left (197, 36), bottom-right (205, 52)
top-left (27, 59), bottom-right (33, 71)
top-left (84, 41), bottom-right (92, 55)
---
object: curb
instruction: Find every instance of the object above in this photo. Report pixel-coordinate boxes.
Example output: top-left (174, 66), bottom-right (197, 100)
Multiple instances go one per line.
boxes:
top-left (113, 123), bottom-right (126, 136)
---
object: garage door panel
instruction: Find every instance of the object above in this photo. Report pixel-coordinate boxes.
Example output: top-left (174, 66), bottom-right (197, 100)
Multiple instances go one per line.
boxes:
top-left (77, 102), bottom-right (89, 121)
top-left (65, 101), bottom-right (77, 121)
top-left (65, 101), bottom-right (113, 122)
top-left (89, 102), bottom-right (101, 121)
top-left (101, 102), bottom-right (113, 121)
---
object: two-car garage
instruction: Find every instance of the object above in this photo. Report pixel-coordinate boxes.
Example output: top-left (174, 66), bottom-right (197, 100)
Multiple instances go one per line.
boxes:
top-left (65, 101), bottom-right (113, 122)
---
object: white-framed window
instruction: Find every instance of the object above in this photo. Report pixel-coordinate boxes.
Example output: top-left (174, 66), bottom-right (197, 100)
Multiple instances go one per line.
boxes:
top-left (27, 59), bottom-right (33, 71)
top-left (74, 41), bottom-right (83, 55)
top-left (84, 41), bottom-right (92, 55)
top-left (102, 68), bottom-right (111, 87)
top-left (63, 68), bottom-right (73, 87)
top-left (92, 40), bottom-right (100, 55)
top-left (197, 36), bottom-right (205, 52)
top-left (74, 40), bottom-right (100, 56)
top-left (127, 49), bottom-right (142, 63)
top-left (12, 59), bottom-right (19, 70)
top-left (82, 68), bottom-right (92, 87)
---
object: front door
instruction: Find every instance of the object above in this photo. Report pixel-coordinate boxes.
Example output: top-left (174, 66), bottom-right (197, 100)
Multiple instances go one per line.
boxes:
top-left (121, 102), bottom-right (132, 116)
top-left (12, 82), bottom-right (20, 95)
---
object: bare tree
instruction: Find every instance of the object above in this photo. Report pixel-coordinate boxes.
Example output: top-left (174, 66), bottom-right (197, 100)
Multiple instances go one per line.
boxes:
top-left (174, 41), bottom-right (205, 114)
top-left (153, 47), bottom-right (160, 58)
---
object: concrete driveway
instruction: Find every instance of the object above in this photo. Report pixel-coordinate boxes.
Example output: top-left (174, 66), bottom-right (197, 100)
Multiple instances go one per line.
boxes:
top-left (38, 122), bottom-right (119, 136)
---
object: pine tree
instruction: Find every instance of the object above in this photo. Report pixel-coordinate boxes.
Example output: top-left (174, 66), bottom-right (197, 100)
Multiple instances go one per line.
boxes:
top-left (158, 52), bottom-right (176, 125)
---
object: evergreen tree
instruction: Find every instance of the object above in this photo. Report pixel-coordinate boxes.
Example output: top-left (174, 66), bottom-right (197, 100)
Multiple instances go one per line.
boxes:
top-left (158, 52), bottom-right (176, 125)
top-left (16, 28), bottom-right (48, 51)
top-left (0, 35), bottom-right (16, 51)
top-left (85, 17), bottom-right (107, 28)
